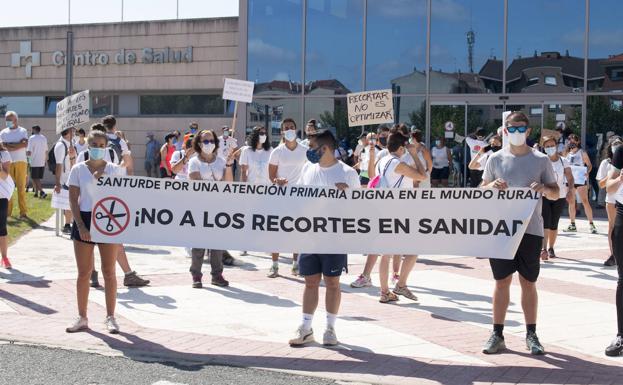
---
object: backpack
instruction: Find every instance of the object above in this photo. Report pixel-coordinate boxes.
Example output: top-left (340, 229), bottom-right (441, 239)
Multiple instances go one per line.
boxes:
top-left (108, 136), bottom-right (123, 162)
top-left (47, 140), bottom-right (67, 175)
top-left (83, 148), bottom-right (116, 163)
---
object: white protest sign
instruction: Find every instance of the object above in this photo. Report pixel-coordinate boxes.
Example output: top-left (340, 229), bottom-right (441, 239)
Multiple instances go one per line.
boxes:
top-left (51, 189), bottom-right (70, 210)
top-left (222, 78), bottom-right (255, 104)
top-left (56, 90), bottom-right (90, 134)
top-left (90, 176), bottom-right (539, 260)
top-left (347, 89), bottom-right (394, 127)
top-left (570, 165), bottom-right (588, 185)
top-left (556, 114), bottom-right (566, 122)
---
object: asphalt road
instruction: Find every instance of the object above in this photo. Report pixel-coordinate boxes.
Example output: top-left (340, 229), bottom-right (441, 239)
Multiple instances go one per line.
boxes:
top-left (0, 343), bottom-right (339, 385)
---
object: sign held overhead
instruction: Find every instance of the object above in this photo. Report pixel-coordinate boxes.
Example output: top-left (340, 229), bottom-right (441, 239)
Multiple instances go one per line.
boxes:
top-left (222, 78), bottom-right (255, 104)
top-left (347, 89), bottom-right (394, 127)
top-left (56, 90), bottom-right (90, 134)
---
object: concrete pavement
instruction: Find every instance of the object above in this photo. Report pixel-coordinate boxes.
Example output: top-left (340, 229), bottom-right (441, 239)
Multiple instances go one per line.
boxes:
top-left (0, 215), bottom-right (622, 384)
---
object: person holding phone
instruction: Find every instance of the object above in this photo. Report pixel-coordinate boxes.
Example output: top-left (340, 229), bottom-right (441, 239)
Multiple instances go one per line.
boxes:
top-left (469, 136), bottom-right (502, 174)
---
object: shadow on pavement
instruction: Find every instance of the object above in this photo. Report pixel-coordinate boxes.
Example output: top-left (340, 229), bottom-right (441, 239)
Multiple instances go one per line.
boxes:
top-left (205, 285), bottom-right (299, 308)
top-left (117, 288), bottom-right (177, 310)
top-left (417, 258), bottom-right (475, 270)
top-left (124, 246), bottom-right (171, 255)
top-left (0, 288), bottom-right (57, 314)
top-left (0, 268), bottom-right (52, 287)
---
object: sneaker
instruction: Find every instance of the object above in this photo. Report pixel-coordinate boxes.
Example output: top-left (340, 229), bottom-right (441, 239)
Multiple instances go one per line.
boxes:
top-left (605, 336), bottom-right (623, 357)
top-left (526, 331), bottom-right (545, 355)
top-left (379, 291), bottom-right (399, 303)
top-left (291, 263), bottom-right (299, 276)
top-left (192, 275), bottom-right (203, 289)
top-left (211, 274), bottom-right (229, 287)
top-left (62, 224), bottom-right (72, 234)
top-left (65, 317), bottom-right (88, 333)
top-left (482, 332), bottom-right (506, 354)
top-left (267, 265), bottom-right (279, 278)
top-left (590, 223), bottom-right (598, 234)
top-left (1, 256), bottom-right (12, 269)
top-left (40, 192), bottom-right (48, 199)
top-left (564, 224), bottom-right (577, 232)
top-left (393, 285), bottom-right (418, 301)
top-left (604, 255), bottom-right (617, 267)
top-left (289, 326), bottom-right (314, 346)
top-left (105, 316), bottom-right (120, 334)
top-left (323, 326), bottom-right (338, 346)
top-left (391, 273), bottom-right (400, 285)
top-left (123, 271), bottom-right (150, 287)
top-left (350, 274), bottom-right (372, 288)
top-left (90, 270), bottom-right (100, 288)
top-left (547, 248), bottom-right (556, 259)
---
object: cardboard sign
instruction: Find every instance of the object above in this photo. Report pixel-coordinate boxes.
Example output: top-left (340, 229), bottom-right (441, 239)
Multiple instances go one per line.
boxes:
top-left (56, 90), bottom-right (90, 134)
top-left (541, 128), bottom-right (562, 141)
top-left (347, 89), bottom-right (394, 127)
top-left (222, 78), bottom-right (255, 104)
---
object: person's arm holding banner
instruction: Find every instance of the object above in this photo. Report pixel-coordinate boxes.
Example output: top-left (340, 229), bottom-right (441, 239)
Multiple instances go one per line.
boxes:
top-left (68, 174), bottom-right (90, 243)
top-left (239, 147), bottom-right (249, 183)
top-left (224, 152), bottom-right (235, 182)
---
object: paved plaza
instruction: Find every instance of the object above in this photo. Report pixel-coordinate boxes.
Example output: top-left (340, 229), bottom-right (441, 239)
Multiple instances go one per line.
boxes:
top-left (0, 215), bottom-right (622, 384)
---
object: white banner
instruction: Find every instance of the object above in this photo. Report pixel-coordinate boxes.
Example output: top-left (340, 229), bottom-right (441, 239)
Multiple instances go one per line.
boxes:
top-left (347, 89), bottom-right (394, 127)
top-left (89, 176), bottom-right (540, 260)
top-left (222, 78), bottom-right (255, 103)
top-left (56, 90), bottom-right (90, 134)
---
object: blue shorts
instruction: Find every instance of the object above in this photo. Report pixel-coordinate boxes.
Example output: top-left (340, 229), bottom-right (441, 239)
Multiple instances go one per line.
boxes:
top-left (298, 254), bottom-right (348, 277)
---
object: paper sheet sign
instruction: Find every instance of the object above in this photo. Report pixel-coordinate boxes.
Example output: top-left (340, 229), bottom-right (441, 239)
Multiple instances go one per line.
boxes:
top-left (347, 90), bottom-right (394, 127)
top-left (56, 90), bottom-right (90, 134)
top-left (51, 189), bottom-right (70, 210)
top-left (222, 78), bottom-right (255, 104)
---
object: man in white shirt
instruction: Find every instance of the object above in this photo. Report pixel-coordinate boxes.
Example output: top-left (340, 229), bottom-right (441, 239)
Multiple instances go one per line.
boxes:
top-left (267, 118), bottom-right (308, 277)
top-left (54, 128), bottom-right (77, 234)
top-left (217, 125), bottom-right (238, 160)
top-left (289, 129), bottom-right (359, 348)
top-left (26, 125), bottom-right (49, 199)
top-left (2, 111), bottom-right (30, 218)
top-left (102, 115), bottom-right (133, 174)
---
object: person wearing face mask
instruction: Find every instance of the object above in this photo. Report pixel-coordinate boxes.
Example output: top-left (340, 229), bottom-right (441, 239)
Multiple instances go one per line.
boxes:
top-left (187, 130), bottom-right (234, 288)
top-left (469, 136), bottom-right (502, 174)
top-left (172, 130), bottom-right (183, 151)
top-left (480, 112), bottom-right (558, 356)
top-left (240, 126), bottom-right (272, 184)
top-left (74, 129), bottom-right (88, 155)
top-left (102, 115), bottom-right (133, 175)
top-left (562, 134), bottom-right (596, 234)
top-left (430, 137), bottom-right (452, 187)
top-left (170, 138), bottom-right (196, 180)
top-left (65, 130), bottom-right (128, 334)
top-left (159, 133), bottom-right (177, 178)
top-left (289, 129), bottom-right (359, 347)
top-left (466, 127), bottom-right (489, 187)
top-left (267, 118), bottom-right (307, 277)
top-left (184, 122), bottom-right (199, 144)
top-left (355, 132), bottom-right (381, 188)
top-left (409, 129), bottom-right (433, 188)
top-left (2, 111), bottom-right (29, 218)
top-left (54, 128), bottom-right (77, 234)
top-left (217, 125), bottom-right (239, 163)
top-left (300, 119), bottom-right (318, 148)
top-left (598, 136), bottom-right (623, 267)
top-left (540, 136), bottom-right (574, 261)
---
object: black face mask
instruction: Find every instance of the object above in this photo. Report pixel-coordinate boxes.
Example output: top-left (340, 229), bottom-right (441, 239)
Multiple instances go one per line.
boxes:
top-left (491, 145), bottom-right (502, 152)
top-left (379, 137), bottom-right (387, 146)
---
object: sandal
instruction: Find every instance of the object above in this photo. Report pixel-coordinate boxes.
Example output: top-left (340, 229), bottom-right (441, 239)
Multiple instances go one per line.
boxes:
top-left (379, 291), bottom-right (399, 303)
top-left (540, 248), bottom-right (549, 261)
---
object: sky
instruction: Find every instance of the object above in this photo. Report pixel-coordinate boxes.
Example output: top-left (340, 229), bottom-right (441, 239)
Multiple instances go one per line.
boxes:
top-left (0, 0), bottom-right (239, 27)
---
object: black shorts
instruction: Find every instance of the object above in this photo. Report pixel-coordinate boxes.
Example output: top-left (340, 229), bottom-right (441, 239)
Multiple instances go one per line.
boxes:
top-left (431, 167), bottom-right (450, 180)
top-left (0, 199), bottom-right (7, 236)
top-left (30, 167), bottom-right (44, 179)
top-left (542, 197), bottom-right (566, 230)
top-left (489, 233), bottom-right (543, 282)
top-left (469, 169), bottom-right (483, 187)
top-left (359, 176), bottom-right (369, 185)
top-left (70, 211), bottom-right (95, 244)
top-left (298, 253), bottom-right (347, 277)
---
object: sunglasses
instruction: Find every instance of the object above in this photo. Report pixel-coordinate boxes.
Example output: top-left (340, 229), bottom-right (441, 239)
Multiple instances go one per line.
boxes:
top-left (507, 125), bottom-right (528, 134)
top-left (202, 140), bottom-right (215, 144)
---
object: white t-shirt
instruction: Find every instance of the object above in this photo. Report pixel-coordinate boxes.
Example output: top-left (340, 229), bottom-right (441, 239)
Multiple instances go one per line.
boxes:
top-left (67, 162), bottom-right (126, 212)
top-left (27, 134), bottom-right (48, 167)
top-left (376, 153), bottom-right (415, 188)
top-left (74, 139), bottom-right (88, 155)
top-left (268, 142), bottom-right (308, 184)
top-left (240, 147), bottom-right (272, 184)
top-left (54, 138), bottom-right (73, 185)
top-left (597, 159), bottom-right (616, 204)
top-left (565, 148), bottom-right (585, 166)
top-left (0, 151), bottom-right (12, 165)
top-left (297, 161), bottom-right (360, 188)
top-left (77, 148), bottom-right (120, 164)
top-left (465, 137), bottom-right (487, 168)
top-left (170, 150), bottom-right (195, 180)
top-left (432, 146), bottom-right (450, 169)
top-left (188, 156), bottom-right (226, 181)
top-left (354, 143), bottom-right (364, 158)
top-left (217, 136), bottom-right (238, 160)
top-left (359, 146), bottom-right (383, 178)
top-left (549, 157), bottom-right (569, 200)
top-left (0, 126), bottom-right (28, 162)
top-left (106, 133), bottom-right (131, 156)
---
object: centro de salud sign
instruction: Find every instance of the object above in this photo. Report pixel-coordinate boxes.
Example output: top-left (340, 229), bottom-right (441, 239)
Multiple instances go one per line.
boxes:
top-left (51, 47), bottom-right (193, 66)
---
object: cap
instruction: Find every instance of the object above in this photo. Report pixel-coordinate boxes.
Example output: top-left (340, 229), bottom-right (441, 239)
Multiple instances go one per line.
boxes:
top-left (146, 132), bottom-right (154, 137)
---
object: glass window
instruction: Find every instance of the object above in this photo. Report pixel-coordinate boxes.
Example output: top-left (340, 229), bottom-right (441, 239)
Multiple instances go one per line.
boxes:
top-left (248, 0), bottom-right (302, 90)
top-left (527, 77), bottom-right (539, 87)
top-left (366, 0), bottom-right (426, 92)
top-left (139, 95), bottom-right (225, 115)
top-left (305, 97), bottom-right (352, 143)
top-left (305, 0), bottom-right (364, 94)
top-left (45, 96), bottom-right (63, 115)
top-left (431, 0), bottom-right (503, 94)
top-left (507, 0), bottom-right (585, 93)
top-left (91, 95), bottom-right (113, 116)
top-left (587, 95), bottom-right (623, 145)
top-left (589, 0), bottom-right (623, 92)
top-left (248, 98), bottom-right (302, 144)
top-left (0, 96), bottom-right (45, 116)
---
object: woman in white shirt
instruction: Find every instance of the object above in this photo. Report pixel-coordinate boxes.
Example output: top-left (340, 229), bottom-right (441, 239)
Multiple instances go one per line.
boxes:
top-left (187, 130), bottom-right (234, 289)
top-left (430, 137), bottom-right (452, 187)
top-left (598, 136), bottom-right (623, 266)
top-left (170, 138), bottom-right (196, 180)
top-left (563, 134), bottom-right (596, 234)
top-left (469, 135), bottom-right (502, 178)
top-left (65, 130), bottom-right (127, 334)
top-left (0, 145), bottom-right (12, 269)
top-left (240, 126), bottom-right (272, 184)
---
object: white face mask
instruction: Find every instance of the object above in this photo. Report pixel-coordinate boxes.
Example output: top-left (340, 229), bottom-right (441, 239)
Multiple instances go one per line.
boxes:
top-left (259, 135), bottom-right (267, 144)
top-left (201, 142), bottom-right (215, 154)
top-left (544, 147), bottom-right (557, 157)
top-left (284, 130), bottom-right (297, 142)
top-left (435, 140), bottom-right (441, 147)
top-left (508, 132), bottom-right (526, 146)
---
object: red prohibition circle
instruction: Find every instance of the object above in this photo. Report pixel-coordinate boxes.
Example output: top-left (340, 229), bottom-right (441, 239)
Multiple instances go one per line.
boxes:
top-left (92, 196), bottom-right (131, 236)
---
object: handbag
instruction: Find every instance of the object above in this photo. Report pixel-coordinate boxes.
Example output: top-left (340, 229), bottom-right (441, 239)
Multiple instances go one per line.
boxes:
top-left (0, 175), bottom-right (15, 200)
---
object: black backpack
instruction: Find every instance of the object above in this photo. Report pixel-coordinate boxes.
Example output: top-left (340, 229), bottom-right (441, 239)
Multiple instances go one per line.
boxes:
top-left (108, 136), bottom-right (123, 161)
top-left (47, 141), bottom-right (67, 175)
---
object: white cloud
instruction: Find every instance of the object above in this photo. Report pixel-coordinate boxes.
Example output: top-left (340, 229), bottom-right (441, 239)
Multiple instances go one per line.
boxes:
top-left (273, 72), bottom-right (290, 81)
top-left (370, 0), bottom-right (467, 21)
top-left (248, 38), bottom-right (297, 62)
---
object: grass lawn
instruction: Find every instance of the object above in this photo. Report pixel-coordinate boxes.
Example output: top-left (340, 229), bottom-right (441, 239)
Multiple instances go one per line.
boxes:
top-left (7, 192), bottom-right (55, 244)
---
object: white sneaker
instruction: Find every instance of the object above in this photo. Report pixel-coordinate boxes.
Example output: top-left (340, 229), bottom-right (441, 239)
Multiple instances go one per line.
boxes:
top-left (288, 326), bottom-right (314, 346)
top-left (350, 274), bottom-right (372, 288)
top-left (323, 326), bottom-right (338, 346)
top-left (267, 265), bottom-right (279, 278)
top-left (65, 317), bottom-right (88, 333)
top-left (105, 316), bottom-right (120, 334)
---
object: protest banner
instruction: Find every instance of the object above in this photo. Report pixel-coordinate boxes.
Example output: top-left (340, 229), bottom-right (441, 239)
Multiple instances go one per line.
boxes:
top-left (90, 176), bottom-right (540, 259)
top-left (222, 78), bottom-right (255, 134)
top-left (347, 89), bottom-right (394, 127)
top-left (56, 90), bottom-right (90, 134)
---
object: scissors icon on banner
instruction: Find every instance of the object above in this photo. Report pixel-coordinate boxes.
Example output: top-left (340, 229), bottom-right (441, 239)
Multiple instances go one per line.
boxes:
top-left (95, 200), bottom-right (127, 232)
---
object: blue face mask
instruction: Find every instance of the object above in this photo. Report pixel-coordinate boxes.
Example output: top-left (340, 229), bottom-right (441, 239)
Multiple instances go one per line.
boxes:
top-left (89, 147), bottom-right (106, 160)
top-left (306, 147), bottom-right (323, 164)
top-left (6, 121), bottom-right (14, 129)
